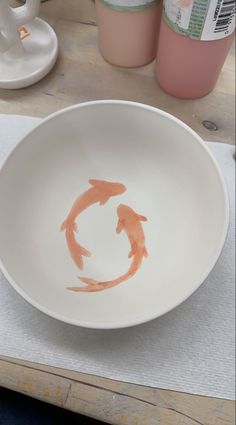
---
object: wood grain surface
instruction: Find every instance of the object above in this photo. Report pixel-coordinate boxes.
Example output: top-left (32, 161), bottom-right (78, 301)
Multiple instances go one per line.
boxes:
top-left (0, 356), bottom-right (235, 425)
top-left (10, 0), bottom-right (96, 24)
top-left (0, 2), bottom-right (235, 424)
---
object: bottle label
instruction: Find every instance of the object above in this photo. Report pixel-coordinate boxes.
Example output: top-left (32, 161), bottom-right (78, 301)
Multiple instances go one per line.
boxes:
top-left (99, 0), bottom-right (159, 12)
top-left (164, 0), bottom-right (235, 40)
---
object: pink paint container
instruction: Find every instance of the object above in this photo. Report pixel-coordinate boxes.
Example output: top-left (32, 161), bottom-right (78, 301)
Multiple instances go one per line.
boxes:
top-left (155, 0), bottom-right (235, 99)
top-left (95, 0), bottom-right (163, 67)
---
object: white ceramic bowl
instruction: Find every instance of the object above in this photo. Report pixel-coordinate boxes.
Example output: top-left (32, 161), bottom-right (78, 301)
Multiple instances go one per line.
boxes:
top-left (0, 101), bottom-right (229, 329)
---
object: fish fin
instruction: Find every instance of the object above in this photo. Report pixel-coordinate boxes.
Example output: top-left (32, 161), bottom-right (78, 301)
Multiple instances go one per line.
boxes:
top-left (60, 220), bottom-right (77, 232)
top-left (137, 214), bottom-right (147, 222)
top-left (128, 243), bottom-right (137, 258)
top-left (79, 245), bottom-right (91, 257)
top-left (89, 179), bottom-right (103, 187)
top-left (71, 244), bottom-right (91, 270)
top-left (128, 249), bottom-right (134, 258)
top-left (116, 219), bottom-right (124, 234)
top-left (99, 195), bottom-right (110, 205)
top-left (60, 220), bottom-right (67, 231)
top-left (129, 245), bottom-right (148, 258)
top-left (73, 253), bottom-right (83, 270)
top-left (79, 277), bottom-right (98, 285)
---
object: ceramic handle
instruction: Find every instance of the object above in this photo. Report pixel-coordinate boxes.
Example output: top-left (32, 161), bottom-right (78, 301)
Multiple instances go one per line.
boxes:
top-left (0, 0), bottom-right (40, 55)
top-left (12, 0), bottom-right (40, 26)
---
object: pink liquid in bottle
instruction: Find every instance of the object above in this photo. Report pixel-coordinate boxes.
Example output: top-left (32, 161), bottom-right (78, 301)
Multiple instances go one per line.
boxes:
top-left (156, 1), bottom-right (235, 99)
top-left (95, 0), bottom-right (163, 67)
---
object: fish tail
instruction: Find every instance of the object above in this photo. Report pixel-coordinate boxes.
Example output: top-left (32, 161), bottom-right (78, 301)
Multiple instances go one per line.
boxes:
top-left (79, 277), bottom-right (99, 285)
top-left (65, 227), bottom-right (91, 270)
top-left (83, 273), bottom-right (130, 290)
top-left (67, 285), bottom-right (105, 293)
top-left (69, 269), bottom-right (133, 293)
top-left (71, 249), bottom-right (147, 292)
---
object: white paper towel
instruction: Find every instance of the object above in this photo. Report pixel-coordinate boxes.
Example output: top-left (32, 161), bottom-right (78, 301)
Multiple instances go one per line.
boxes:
top-left (0, 114), bottom-right (235, 400)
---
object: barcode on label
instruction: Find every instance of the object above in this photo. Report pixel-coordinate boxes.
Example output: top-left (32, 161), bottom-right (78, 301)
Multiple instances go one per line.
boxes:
top-left (214, 0), bottom-right (235, 33)
top-left (164, 0), bottom-right (235, 40)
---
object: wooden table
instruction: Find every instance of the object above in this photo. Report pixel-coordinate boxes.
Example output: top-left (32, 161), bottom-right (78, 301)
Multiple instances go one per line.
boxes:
top-left (2, 0), bottom-right (235, 145)
top-left (0, 355), bottom-right (235, 425)
top-left (0, 2), bottom-right (235, 424)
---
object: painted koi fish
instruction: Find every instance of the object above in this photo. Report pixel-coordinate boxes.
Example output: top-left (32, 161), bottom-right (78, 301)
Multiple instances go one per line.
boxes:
top-left (61, 179), bottom-right (126, 270)
top-left (67, 204), bottom-right (148, 292)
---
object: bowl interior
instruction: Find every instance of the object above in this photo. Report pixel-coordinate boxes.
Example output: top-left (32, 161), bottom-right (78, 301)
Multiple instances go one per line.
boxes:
top-left (0, 102), bottom-right (228, 328)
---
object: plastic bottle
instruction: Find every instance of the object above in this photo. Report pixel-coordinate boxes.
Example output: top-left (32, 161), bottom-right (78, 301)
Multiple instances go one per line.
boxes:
top-left (155, 0), bottom-right (235, 99)
top-left (95, 0), bottom-right (163, 67)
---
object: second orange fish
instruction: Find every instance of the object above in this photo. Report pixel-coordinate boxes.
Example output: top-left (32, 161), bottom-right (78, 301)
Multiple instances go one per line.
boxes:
top-left (61, 179), bottom-right (126, 270)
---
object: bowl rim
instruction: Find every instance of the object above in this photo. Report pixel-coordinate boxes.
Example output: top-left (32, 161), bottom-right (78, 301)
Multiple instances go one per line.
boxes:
top-left (0, 100), bottom-right (230, 329)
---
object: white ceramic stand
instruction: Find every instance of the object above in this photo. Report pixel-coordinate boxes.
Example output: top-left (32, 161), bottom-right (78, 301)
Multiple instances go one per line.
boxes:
top-left (0, 0), bottom-right (58, 89)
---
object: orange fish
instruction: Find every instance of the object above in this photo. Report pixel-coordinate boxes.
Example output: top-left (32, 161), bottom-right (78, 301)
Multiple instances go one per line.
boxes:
top-left (68, 204), bottom-right (148, 292)
top-left (61, 180), bottom-right (126, 270)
